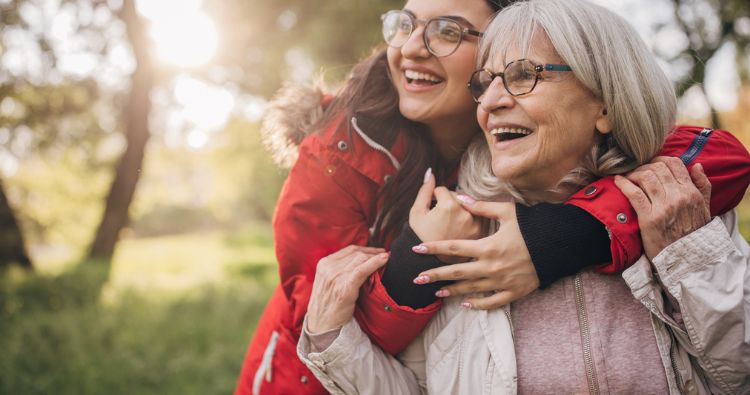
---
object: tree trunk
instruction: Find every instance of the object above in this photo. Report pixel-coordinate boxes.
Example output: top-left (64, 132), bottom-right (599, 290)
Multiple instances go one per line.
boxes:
top-left (88, 0), bottom-right (153, 261)
top-left (0, 180), bottom-right (32, 269)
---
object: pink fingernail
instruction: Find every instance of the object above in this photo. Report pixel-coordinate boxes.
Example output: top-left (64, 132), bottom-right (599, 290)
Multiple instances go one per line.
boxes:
top-left (413, 275), bottom-right (430, 285)
top-left (461, 302), bottom-right (473, 309)
top-left (456, 194), bottom-right (475, 205)
top-left (435, 289), bottom-right (450, 297)
top-left (412, 245), bottom-right (428, 253)
top-left (423, 167), bottom-right (432, 183)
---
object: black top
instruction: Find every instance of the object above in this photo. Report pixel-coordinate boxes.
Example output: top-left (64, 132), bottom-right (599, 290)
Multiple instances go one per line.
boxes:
top-left (381, 202), bottom-right (613, 309)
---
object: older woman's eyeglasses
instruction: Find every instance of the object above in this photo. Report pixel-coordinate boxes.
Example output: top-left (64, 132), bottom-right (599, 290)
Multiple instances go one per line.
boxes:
top-left (381, 10), bottom-right (484, 57)
top-left (468, 59), bottom-right (573, 102)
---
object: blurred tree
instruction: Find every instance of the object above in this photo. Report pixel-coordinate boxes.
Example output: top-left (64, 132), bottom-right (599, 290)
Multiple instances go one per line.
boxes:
top-left (666, 0), bottom-right (750, 128)
top-left (88, 0), bottom-right (153, 261)
top-left (0, 0), bottom-right (108, 268)
top-left (0, 179), bottom-right (30, 268)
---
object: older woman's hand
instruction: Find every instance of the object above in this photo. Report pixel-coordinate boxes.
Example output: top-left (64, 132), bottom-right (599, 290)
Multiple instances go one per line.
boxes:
top-left (412, 200), bottom-right (540, 310)
top-left (306, 246), bottom-right (390, 333)
top-left (614, 156), bottom-right (712, 260)
top-left (409, 169), bottom-right (484, 263)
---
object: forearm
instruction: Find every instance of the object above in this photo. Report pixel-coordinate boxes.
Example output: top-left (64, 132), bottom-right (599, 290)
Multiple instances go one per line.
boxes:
top-left (516, 202), bottom-right (611, 288)
top-left (381, 226), bottom-right (452, 308)
top-left (298, 318), bottom-right (424, 395)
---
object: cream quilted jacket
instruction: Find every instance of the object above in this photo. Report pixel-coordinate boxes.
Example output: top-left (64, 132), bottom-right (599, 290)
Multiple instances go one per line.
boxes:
top-left (298, 211), bottom-right (750, 395)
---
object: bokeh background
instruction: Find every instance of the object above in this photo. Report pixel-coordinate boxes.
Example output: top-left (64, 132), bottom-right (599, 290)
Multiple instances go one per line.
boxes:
top-left (0, 0), bottom-right (748, 393)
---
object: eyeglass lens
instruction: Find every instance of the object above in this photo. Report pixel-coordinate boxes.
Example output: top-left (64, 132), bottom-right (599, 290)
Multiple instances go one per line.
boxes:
top-left (469, 60), bottom-right (541, 101)
top-left (382, 11), bottom-right (464, 57)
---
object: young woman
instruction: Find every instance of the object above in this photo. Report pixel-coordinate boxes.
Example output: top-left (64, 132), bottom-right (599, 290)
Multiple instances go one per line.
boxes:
top-left (236, 0), bottom-right (750, 393)
top-left (299, 1), bottom-right (750, 393)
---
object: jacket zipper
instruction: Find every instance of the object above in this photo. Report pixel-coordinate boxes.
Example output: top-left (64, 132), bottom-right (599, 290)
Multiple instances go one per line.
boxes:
top-left (669, 340), bottom-right (685, 393)
top-left (574, 274), bottom-right (600, 395)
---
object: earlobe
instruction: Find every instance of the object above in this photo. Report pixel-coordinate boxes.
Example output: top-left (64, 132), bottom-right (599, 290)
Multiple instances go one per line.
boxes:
top-left (596, 108), bottom-right (612, 134)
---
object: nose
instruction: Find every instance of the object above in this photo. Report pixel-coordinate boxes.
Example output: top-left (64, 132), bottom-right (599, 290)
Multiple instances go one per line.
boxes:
top-left (479, 78), bottom-right (515, 113)
top-left (400, 25), bottom-right (431, 59)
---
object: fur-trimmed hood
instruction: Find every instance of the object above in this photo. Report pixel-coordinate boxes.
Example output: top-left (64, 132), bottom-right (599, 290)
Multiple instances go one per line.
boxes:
top-left (261, 83), bottom-right (328, 168)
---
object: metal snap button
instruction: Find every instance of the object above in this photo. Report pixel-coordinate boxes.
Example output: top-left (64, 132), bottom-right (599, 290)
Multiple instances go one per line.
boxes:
top-left (384, 304), bottom-right (392, 312)
top-left (383, 174), bottom-right (392, 183)
top-left (584, 186), bottom-right (597, 196)
top-left (337, 140), bottom-right (348, 151)
top-left (300, 375), bottom-right (309, 384)
top-left (616, 213), bottom-right (628, 223)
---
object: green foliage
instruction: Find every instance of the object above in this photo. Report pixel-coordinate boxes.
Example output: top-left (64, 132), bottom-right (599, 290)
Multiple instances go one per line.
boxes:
top-left (0, 228), bottom-right (278, 395)
top-left (128, 119), bottom-right (287, 237)
top-left (6, 148), bottom-right (113, 250)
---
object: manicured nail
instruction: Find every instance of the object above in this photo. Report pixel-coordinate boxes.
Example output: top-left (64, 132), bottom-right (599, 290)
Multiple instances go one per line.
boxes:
top-left (412, 245), bottom-right (428, 253)
top-left (413, 275), bottom-right (430, 285)
top-left (423, 167), bottom-right (432, 183)
top-left (461, 302), bottom-right (473, 309)
top-left (435, 289), bottom-right (450, 297)
top-left (456, 194), bottom-right (475, 205)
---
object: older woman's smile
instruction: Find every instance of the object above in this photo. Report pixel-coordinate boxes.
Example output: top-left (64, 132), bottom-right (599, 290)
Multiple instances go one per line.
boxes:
top-left (489, 126), bottom-right (534, 142)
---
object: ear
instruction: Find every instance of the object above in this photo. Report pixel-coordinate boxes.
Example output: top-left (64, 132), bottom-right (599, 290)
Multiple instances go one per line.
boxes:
top-left (595, 107), bottom-right (612, 134)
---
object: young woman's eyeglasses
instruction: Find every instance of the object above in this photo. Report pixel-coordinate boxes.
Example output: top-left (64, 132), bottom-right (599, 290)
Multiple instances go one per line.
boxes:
top-left (468, 59), bottom-right (573, 102)
top-left (381, 10), bottom-right (484, 57)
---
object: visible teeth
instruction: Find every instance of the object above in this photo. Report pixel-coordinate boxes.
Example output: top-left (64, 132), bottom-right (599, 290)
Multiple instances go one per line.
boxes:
top-left (404, 69), bottom-right (442, 82)
top-left (490, 127), bottom-right (532, 136)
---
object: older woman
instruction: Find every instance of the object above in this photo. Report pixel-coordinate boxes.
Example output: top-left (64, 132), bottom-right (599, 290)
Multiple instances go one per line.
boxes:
top-left (297, 0), bottom-right (750, 393)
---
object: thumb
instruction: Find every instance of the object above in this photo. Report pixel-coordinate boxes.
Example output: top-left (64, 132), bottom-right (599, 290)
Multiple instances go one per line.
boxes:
top-left (457, 199), bottom-right (515, 221)
top-left (353, 252), bottom-right (390, 283)
top-left (411, 168), bottom-right (436, 217)
top-left (690, 163), bottom-right (711, 213)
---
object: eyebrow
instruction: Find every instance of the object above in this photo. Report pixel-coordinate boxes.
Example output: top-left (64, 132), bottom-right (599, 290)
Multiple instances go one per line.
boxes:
top-left (401, 9), bottom-right (478, 29)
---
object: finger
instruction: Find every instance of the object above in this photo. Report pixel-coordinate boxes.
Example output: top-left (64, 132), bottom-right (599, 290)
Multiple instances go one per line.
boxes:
top-left (413, 238), bottom-right (484, 258)
top-left (324, 244), bottom-right (378, 260)
top-left (457, 200), bottom-right (515, 221)
top-left (462, 290), bottom-right (516, 310)
top-left (690, 163), bottom-right (711, 215)
top-left (625, 170), bottom-right (665, 205)
top-left (436, 278), bottom-right (498, 297)
top-left (630, 161), bottom-right (676, 184)
top-left (328, 245), bottom-right (385, 260)
top-left (433, 186), bottom-right (459, 207)
top-left (614, 175), bottom-right (652, 214)
top-left (652, 156), bottom-right (691, 185)
top-left (352, 252), bottom-right (390, 281)
top-left (415, 260), bottom-right (486, 283)
top-left (410, 167), bottom-right (436, 217)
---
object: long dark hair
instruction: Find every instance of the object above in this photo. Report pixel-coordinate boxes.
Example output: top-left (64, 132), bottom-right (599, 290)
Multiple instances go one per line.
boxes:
top-left (315, 1), bottom-right (505, 247)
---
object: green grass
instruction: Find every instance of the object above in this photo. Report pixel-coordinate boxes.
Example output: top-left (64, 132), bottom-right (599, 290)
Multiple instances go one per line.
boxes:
top-left (0, 224), bottom-right (278, 395)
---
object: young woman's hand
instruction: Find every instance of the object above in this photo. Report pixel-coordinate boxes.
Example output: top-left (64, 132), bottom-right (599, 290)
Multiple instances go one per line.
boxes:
top-left (615, 156), bottom-right (712, 260)
top-left (306, 246), bottom-right (389, 333)
top-left (409, 168), bottom-right (483, 263)
top-left (412, 200), bottom-right (540, 310)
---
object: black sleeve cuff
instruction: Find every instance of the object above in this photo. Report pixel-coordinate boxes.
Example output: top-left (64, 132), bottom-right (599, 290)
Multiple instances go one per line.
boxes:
top-left (381, 226), bottom-right (453, 309)
top-left (516, 202), bottom-right (612, 289)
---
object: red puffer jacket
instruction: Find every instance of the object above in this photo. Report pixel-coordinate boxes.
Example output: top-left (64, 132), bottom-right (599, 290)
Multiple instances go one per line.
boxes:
top-left (235, 93), bottom-right (750, 395)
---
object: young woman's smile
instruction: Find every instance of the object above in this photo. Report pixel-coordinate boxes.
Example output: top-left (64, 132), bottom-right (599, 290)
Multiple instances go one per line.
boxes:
top-left (388, 0), bottom-right (493, 135)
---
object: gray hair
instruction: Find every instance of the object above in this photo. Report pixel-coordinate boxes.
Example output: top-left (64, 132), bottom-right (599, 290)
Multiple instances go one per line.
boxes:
top-left (459, 0), bottom-right (677, 204)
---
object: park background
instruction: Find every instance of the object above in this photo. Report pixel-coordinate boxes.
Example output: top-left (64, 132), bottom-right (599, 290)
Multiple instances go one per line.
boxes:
top-left (0, 0), bottom-right (748, 393)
